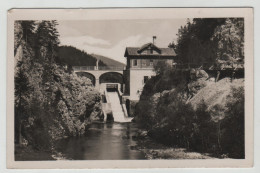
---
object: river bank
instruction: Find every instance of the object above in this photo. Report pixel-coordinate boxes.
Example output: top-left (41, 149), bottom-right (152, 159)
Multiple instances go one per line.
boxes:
top-left (133, 130), bottom-right (216, 160)
top-left (15, 143), bottom-right (69, 161)
top-left (15, 144), bottom-right (55, 161)
top-left (15, 122), bottom-right (218, 161)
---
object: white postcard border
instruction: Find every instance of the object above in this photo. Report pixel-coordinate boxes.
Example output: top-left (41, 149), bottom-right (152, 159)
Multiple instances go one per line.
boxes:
top-left (6, 8), bottom-right (254, 169)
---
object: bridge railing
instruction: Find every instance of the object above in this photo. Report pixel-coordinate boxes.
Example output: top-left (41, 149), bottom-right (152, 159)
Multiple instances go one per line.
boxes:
top-left (98, 66), bottom-right (125, 70)
top-left (73, 66), bottom-right (125, 71)
top-left (73, 66), bottom-right (95, 71)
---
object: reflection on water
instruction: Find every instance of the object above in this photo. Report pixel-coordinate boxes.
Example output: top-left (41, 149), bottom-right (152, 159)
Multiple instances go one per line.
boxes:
top-left (55, 123), bottom-right (145, 160)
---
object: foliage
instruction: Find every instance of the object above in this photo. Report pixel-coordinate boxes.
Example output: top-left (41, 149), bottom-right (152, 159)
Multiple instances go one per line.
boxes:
top-left (153, 60), bottom-right (172, 76)
top-left (221, 86), bottom-right (245, 158)
top-left (14, 21), bottom-right (102, 150)
top-left (212, 18), bottom-right (244, 62)
top-left (173, 18), bottom-right (244, 65)
top-left (135, 68), bottom-right (244, 158)
top-left (141, 64), bottom-right (189, 97)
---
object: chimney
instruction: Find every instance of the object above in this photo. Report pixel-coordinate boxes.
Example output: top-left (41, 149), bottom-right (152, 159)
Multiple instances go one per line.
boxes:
top-left (96, 59), bottom-right (99, 70)
top-left (153, 36), bottom-right (157, 45)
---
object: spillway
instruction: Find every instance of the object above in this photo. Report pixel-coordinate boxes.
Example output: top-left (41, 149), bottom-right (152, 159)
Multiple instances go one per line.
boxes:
top-left (106, 91), bottom-right (133, 123)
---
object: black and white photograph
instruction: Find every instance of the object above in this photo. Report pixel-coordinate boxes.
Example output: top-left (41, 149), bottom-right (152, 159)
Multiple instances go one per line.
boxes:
top-left (6, 8), bottom-right (254, 168)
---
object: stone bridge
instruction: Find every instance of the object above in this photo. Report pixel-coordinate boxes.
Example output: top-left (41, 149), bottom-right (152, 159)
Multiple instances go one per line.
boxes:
top-left (72, 66), bottom-right (125, 91)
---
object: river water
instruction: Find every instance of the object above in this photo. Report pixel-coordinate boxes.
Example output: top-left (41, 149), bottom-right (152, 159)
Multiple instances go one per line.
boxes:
top-left (55, 122), bottom-right (146, 160)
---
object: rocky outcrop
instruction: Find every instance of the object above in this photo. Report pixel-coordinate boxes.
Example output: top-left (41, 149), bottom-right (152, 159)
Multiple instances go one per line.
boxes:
top-left (188, 69), bottom-right (210, 96)
top-left (188, 78), bottom-right (244, 121)
top-left (135, 68), bottom-right (245, 158)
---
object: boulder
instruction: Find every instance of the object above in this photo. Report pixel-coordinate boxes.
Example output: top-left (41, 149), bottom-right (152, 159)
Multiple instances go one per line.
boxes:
top-left (188, 78), bottom-right (208, 96)
top-left (190, 69), bottom-right (209, 80)
top-left (196, 70), bottom-right (209, 79)
top-left (136, 130), bottom-right (148, 139)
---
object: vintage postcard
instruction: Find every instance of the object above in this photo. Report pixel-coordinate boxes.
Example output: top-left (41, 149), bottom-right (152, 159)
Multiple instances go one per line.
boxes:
top-left (7, 8), bottom-right (254, 168)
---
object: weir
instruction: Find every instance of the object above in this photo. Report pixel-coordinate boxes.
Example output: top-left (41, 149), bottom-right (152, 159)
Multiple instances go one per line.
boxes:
top-left (102, 84), bottom-right (132, 123)
top-left (106, 91), bottom-right (126, 122)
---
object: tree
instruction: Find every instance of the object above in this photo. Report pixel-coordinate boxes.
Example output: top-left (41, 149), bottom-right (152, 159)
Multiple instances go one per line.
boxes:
top-left (221, 86), bottom-right (245, 158)
top-left (212, 18), bottom-right (244, 63)
top-left (14, 21), bottom-right (36, 144)
top-left (34, 20), bottom-right (60, 63)
top-left (171, 18), bottom-right (243, 65)
top-left (14, 21), bottom-right (36, 57)
top-left (58, 46), bottom-right (107, 67)
top-left (14, 20), bottom-right (103, 151)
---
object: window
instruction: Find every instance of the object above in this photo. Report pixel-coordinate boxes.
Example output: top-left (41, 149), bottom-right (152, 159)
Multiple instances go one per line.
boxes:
top-left (133, 59), bottom-right (138, 66)
top-left (150, 59), bottom-right (153, 66)
top-left (144, 76), bottom-right (149, 84)
top-left (142, 59), bottom-right (146, 67)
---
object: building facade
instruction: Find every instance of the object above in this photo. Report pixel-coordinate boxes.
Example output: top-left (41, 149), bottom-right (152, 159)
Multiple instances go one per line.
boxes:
top-left (123, 42), bottom-right (176, 101)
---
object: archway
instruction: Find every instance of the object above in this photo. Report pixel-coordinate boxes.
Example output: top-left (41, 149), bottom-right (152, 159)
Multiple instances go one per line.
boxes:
top-left (75, 72), bottom-right (96, 86)
top-left (99, 72), bottom-right (123, 84)
top-left (99, 72), bottom-right (124, 92)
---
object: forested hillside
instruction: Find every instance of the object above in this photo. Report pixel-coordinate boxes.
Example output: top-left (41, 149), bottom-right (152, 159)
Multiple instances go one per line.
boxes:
top-left (58, 46), bottom-right (107, 66)
top-left (135, 18), bottom-right (245, 158)
top-left (14, 21), bottom-right (102, 157)
top-left (91, 54), bottom-right (125, 67)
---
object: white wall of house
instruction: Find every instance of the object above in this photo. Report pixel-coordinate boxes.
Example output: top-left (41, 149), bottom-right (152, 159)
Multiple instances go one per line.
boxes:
top-left (129, 69), bottom-right (155, 100)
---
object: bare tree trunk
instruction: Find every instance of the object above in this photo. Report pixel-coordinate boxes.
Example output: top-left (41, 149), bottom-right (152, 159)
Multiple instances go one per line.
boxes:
top-left (18, 120), bottom-right (22, 144)
top-left (18, 89), bottom-right (23, 144)
top-left (202, 135), bottom-right (204, 150)
top-left (14, 37), bottom-right (23, 57)
top-left (217, 122), bottom-right (222, 151)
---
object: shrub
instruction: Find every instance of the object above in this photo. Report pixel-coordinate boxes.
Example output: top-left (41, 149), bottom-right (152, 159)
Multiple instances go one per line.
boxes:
top-left (135, 66), bottom-right (245, 158)
top-left (220, 86), bottom-right (245, 158)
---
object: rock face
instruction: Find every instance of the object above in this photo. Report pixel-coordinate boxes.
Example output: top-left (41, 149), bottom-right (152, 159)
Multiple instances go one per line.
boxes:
top-left (189, 78), bottom-right (244, 120)
top-left (195, 69), bottom-right (209, 79)
top-left (188, 69), bottom-right (210, 96)
top-left (136, 130), bottom-right (148, 139)
top-left (188, 79), bottom-right (208, 96)
top-left (190, 69), bottom-right (209, 80)
top-left (188, 69), bottom-right (244, 120)
top-left (135, 67), bottom-right (245, 158)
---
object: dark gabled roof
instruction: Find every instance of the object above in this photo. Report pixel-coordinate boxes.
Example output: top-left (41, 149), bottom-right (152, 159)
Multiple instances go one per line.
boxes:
top-left (137, 43), bottom-right (161, 54)
top-left (124, 42), bottom-right (176, 57)
top-left (124, 47), bottom-right (176, 57)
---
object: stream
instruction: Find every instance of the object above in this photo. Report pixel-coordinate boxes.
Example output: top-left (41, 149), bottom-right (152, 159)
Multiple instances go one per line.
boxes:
top-left (55, 122), bottom-right (146, 160)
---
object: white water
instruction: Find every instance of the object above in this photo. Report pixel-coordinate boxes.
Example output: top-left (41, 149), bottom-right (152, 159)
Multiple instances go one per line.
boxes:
top-left (106, 91), bottom-right (132, 122)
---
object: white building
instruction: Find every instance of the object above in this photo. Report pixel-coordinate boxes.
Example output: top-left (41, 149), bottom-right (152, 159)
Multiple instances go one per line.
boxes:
top-left (123, 42), bottom-right (177, 102)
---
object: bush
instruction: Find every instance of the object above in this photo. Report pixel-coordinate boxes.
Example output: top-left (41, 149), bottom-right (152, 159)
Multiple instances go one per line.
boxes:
top-left (14, 21), bottom-right (103, 152)
top-left (220, 86), bottom-right (245, 158)
top-left (135, 65), bottom-right (245, 158)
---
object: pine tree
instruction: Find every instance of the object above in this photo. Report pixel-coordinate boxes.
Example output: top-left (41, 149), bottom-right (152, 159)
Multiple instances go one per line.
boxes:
top-left (14, 21), bottom-right (35, 144)
top-left (171, 18), bottom-right (243, 65)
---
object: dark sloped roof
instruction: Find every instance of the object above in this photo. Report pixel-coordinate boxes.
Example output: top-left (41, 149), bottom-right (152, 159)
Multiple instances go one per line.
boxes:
top-left (124, 42), bottom-right (176, 57)
top-left (137, 43), bottom-right (161, 53)
top-left (139, 43), bottom-right (152, 51)
top-left (124, 47), bottom-right (176, 57)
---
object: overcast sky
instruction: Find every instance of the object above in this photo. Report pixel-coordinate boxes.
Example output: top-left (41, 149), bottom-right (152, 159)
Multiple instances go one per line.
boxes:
top-left (57, 19), bottom-right (188, 64)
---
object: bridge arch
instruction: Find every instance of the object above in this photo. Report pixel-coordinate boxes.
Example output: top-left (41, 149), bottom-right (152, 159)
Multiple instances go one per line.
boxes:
top-left (99, 72), bottom-right (124, 92)
top-left (75, 72), bottom-right (96, 86)
top-left (99, 72), bottom-right (124, 84)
